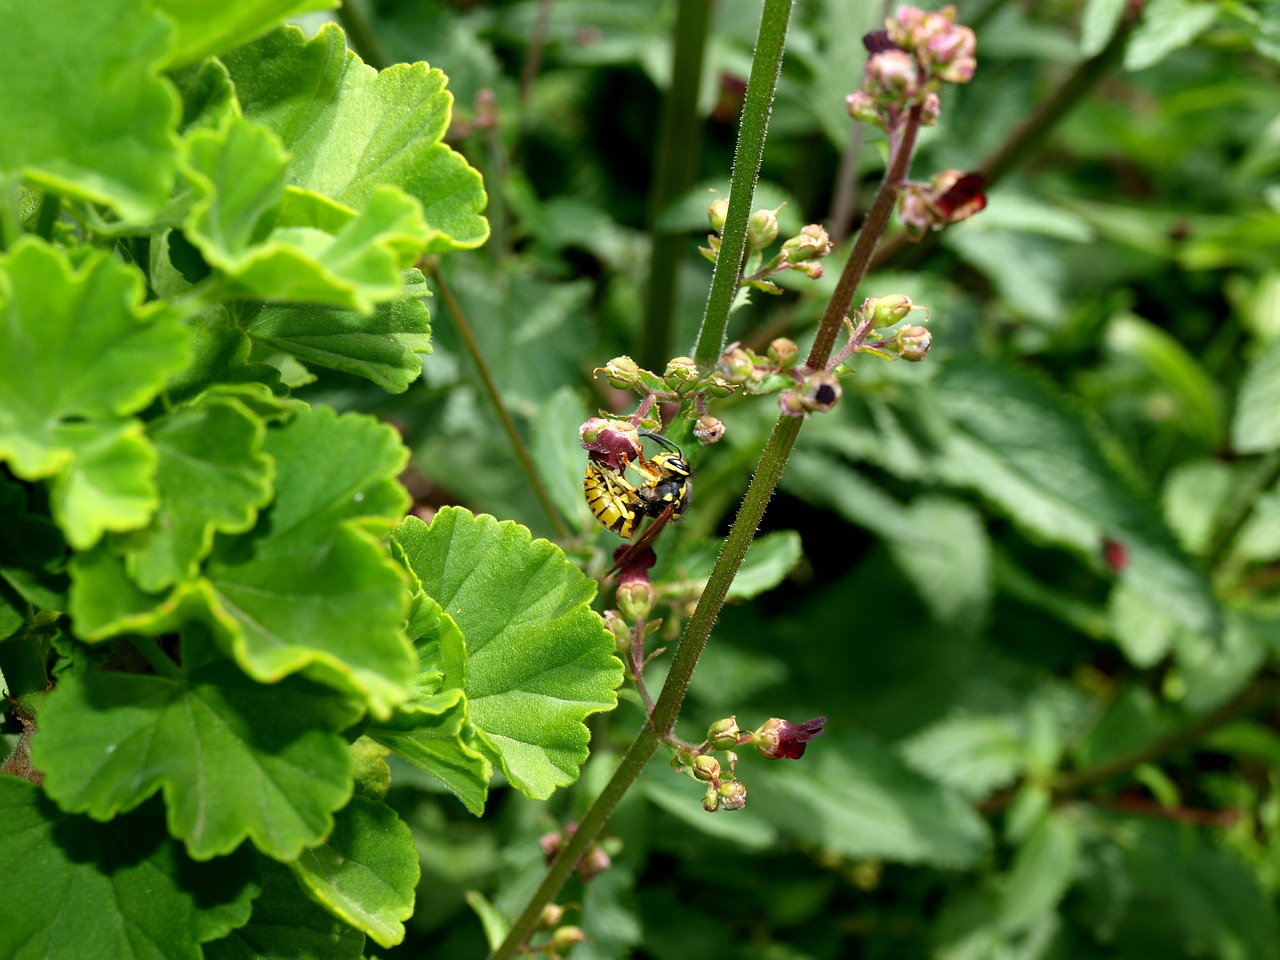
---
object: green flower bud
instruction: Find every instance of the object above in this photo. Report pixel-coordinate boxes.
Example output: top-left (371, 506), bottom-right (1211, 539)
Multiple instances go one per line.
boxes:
top-left (862, 294), bottom-right (913, 328)
top-left (616, 578), bottom-right (655, 622)
top-left (692, 755), bottom-right (722, 782)
top-left (781, 224), bottom-right (832, 263)
top-left (718, 779), bottom-right (747, 811)
top-left (603, 609), bottom-right (632, 655)
top-left (663, 356), bottom-right (699, 385)
top-left (703, 785), bottom-right (721, 812)
top-left (551, 925), bottom-right (587, 951)
top-left (539, 903), bottom-right (567, 929)
top-left (746, 207), bottom-right (780, 253)
top-left (767, 337), bottom-right (799, 368)
top-left (719, 346), bottom-right (755, 383)
top-left (708, 196), bottom-right (730, 234)
top-left (897, 324), bottom-right (932, 361)
top-left (706, 716), bottom-right (743, 750)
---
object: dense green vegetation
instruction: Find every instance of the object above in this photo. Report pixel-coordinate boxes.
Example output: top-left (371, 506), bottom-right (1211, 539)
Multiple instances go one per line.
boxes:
top-left (4, 1), bottom-right (1280, 958)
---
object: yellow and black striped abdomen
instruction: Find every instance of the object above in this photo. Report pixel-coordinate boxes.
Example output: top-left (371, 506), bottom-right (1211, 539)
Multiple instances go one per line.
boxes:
top-left (584, 462), bottom-right (642, 538)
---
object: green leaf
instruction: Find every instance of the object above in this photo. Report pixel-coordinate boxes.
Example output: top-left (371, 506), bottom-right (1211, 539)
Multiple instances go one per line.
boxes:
top-left (185, 118), bottom-right (431, 312)
top-left (0, 239), bottom-right (190, 548)
top-left (934, 356), bottom-right (1219, 638)
top-left (1125, 0), bottom-right (1221, 71)
top-left (1081, 0), bottom-right (1129, 56)
top-left (118, 395), bottom-right (274, 592)
top-left (676, 530), bottom-right (803, 600)
top-left (221, 24), bottom-right (489, 252)
top-left (202, 407), bottom-right (414, 718)
top-left (465, 891), bottom-right (511, 952)
top-left (392, 509), bottom-right (623, 799)
top-left (31, 654), bottom-right (359, 861)
top-left (242, 270), bottom-right (432, 392)
top-left (998, 813), bottom-right (1080, 934)
top-left (901, 714), bottom-right (1026, 800)
top-left (367, 591), bottom-right (492, 814)
top-left (531, 386), bottom-right (595, 533)
top-left (752, 731), bottom-right (991, 869)
top-left (0, 0), bottom-right (179, 221)
top-left (290, 796), bottom-right (419, 948)
top-left (1108, 582), bottom-right (1178, 667)
top-left (203, 855), bottom-right (365, 960)
top-left (154, 0), bottom-right (339, 67)
top-left (1174, 608), bottom-right (1272, 712)
top-left (0, 775), bottom-right (257, 960)
top-left (1233, 338), bottom-right (1280, 453)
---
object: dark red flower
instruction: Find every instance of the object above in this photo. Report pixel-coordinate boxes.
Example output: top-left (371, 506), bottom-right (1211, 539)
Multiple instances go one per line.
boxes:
top-left (862, 30), bottom-right (904, 54)
top-left (755, 716), bottom-right (828, 760)
top-left (1103, 536), bottom-right (1129, 573)
top-left (579, 417), bottom-right (643, 470)
top-left (933, 171), bottom-right (987, 220)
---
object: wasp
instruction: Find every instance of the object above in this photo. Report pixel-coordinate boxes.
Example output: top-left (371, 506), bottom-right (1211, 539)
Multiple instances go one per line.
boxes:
top-left (583, 432), bottom-right (692, 571)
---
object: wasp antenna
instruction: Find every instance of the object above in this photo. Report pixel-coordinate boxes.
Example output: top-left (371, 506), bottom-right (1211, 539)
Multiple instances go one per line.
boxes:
top-left (639, 430), bottom-right (682, 456)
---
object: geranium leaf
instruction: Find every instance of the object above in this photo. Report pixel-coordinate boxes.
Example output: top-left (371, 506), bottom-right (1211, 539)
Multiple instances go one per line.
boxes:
top-left (0, 0), bottom-right (178, 221)
top-left (153, 0), bottom-right (338, 67)
top-left (118, 395), bottom-right (274, 591)
top-left (204, 406), bottom-right (416, 718)
top-left (0, 776), bottom-right (257, 960)
top-left (220, 24), bottom-right (489, 253)
top-left (1233, 337), bottom-right (1280, 454)
top-left (0, 240), bottom-right (190, 548)
top-left (290, 796), bottom-right (419, 948)
top-left (31, 655), bottom-right (359, 861)
top-left (203, 856), bottom-right (365, 960)
top-left (391, 510), bottom-right (622, 800)
top-left (185, 118), bottom-right (430, 312)
top-left (243, 270), bottom-right (432, 392)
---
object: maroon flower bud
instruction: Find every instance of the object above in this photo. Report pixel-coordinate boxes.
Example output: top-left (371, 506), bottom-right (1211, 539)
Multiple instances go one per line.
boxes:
top-left (754, 716), bottom-right (828, 760)
top-left (862, 30), bottom-right (902, 55)
top-left (580, 417), bottom-right (643, 470)
top-left (931, 170), bottom-right (987, 222)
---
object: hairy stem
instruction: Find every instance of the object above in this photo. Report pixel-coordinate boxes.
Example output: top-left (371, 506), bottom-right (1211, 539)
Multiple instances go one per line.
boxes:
top-left (692, 0), bottom-right (794, 368)
top-left (427, 264), bottom-right (570, 539)
top-left (641, 0), bottom-right (713, 369)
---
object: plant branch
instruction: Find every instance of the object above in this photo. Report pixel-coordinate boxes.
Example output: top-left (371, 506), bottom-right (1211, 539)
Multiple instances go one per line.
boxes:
top-left (641, 0), bottom-right (713, 370)
top-left (692, 0), bottom-right (794, 368)
top-left (518, 0), bottom-right (555, 107)
top-left (426, 263), bottom-right (570, 539)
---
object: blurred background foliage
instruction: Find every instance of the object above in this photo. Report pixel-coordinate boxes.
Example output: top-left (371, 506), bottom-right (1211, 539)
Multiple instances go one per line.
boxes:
top-left (304, 0), bottom-right (1280, 956)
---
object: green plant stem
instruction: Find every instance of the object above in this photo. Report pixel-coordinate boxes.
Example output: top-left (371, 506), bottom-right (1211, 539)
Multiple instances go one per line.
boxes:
top-left (336, 0), bottom-right (388, 70)
top-left (641, 0), bottom-right (713, 370)
top-left (518, 0), bottom-right (554, 107)
top-left (692, 0), bottom-right (794, 368)
top-left (35, 192), bottom-right (60, 241)
top-left (868, 2), bottom-right (1140, 272)
top-left (1204, 449), bottom-right (1280, 570)
top-left (427, 263), bottom-right (570, 540)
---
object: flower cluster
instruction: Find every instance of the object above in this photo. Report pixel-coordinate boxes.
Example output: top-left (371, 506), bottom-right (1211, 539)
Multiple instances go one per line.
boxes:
top-left (593, 357), bottom-right (734, 435)
top-left (702, 198), bottom-right (834, 292)
top-left (898, 169), bottom-right (988, 236)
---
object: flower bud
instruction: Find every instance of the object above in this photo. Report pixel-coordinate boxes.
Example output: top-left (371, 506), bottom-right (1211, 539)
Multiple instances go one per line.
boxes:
top-left (601, 355), bottom-right (643, 388)
top-left (603, 609), bottom-right (632, 655)
top-left (779, 389), bottom-right (807, 418)
top-left (920, 91), bottom-right (941, 125)
top-left (846, 90), bottom-right (881, 125)
top-left (692, 755), bottom-right (722, 782)
top-left (616, 577), bottom-right (655, 622)
top-left (706, 716), bottom-right (743, 750)
top-left (551, 925), bottom-right (587, 950)
top-left (718, 779), bottom-right (747, 811)
top-left (539, 903), bottom-right (567, 929)
top-left (863, 294), bottom-right (914, 328)
top-left (767, 337), bottom-right (798, 368)
top-left (788, 260), bottom-right (824, 280)
top-left (799, 371), bottom-right (842, 413)
top-left (694, 415), bottom-right (725, 444)
top-left (703, 785), bottom-right (721, 812)
top-left (753, 716), bottom-right (828, 760)
top-left (780, 224), bottom-right (832, 263)
top-left (663, 356), bottom-right (699, 386)
top-left (866, 48), bottom-right (918, 97)
top-left (896, 324), bottom-right (932, 361)
top-left (708, 196), bottom-right (730, 234)
top-left (577, 844), bottom-right (611, 881)
top-left (719, 346), bottom-right (755, 383)
top-left (746, 207), bottom-right (780, 253)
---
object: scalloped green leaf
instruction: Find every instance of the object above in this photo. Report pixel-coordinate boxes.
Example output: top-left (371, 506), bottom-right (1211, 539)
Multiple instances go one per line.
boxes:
top-left (290, 796), bottom-right (418, 948)
top-left (185, 118), bottom-right (430, 312)
top-left (242, 270), bottom-right (431, 392)
top-left (0, 0), bottom-right (179, 221)
top-left (117, 395), bottom-right (274, 592)
top-left (31, 655), bottom-right (359, 861)
top-left (392, 510), bottom-right (622, 799)
top-left (0, 775), bottom-right (257, 960)
top-left (220, 24), bottom-right (489, 253)
top-left (203, 407), bottom-right (416, 718)
top-left (0, 239), bottom-right (190, 548)
top-left (154, 0), bottom-right (339, 67)
top-left (203, 856), bottom-right (365, 960)
top-left (934, 356), bottom-right (1219, 638)
top-left (1233, 337), bottom-right (1280, 454)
